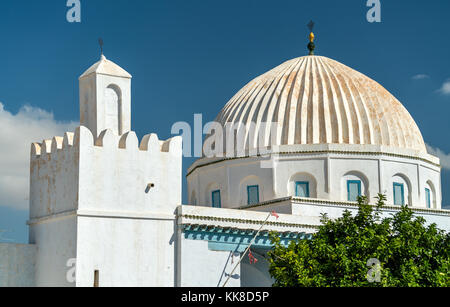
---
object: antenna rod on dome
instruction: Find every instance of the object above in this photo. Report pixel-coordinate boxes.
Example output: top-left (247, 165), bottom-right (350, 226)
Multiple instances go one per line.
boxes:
top-left (98, 38), bottom-right (104, 57)
top-left (307, 20), bottom-right (315, 55)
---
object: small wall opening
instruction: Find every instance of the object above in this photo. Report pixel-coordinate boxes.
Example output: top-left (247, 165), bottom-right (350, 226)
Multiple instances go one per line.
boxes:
top-left (94, 270), bottom-right (99, 288)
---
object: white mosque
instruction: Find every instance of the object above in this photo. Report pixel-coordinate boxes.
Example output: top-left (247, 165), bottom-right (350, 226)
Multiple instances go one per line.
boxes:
top-left (0, 37), bottom-right (449, 287)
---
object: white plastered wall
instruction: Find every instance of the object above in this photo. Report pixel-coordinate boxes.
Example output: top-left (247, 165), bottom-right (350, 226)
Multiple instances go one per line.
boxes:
top-left (75, 127), bottom-right (182, 287)
top-left (28, 125), bottom-right (182, 287)
top-left (29, 130), bottom-right (80, 286)
top-left (176, 234), bottom-right (240, 287)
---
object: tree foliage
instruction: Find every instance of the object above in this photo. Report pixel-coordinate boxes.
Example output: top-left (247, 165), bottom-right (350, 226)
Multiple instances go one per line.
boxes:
top-left (268, 195), bottom-right (450, 287)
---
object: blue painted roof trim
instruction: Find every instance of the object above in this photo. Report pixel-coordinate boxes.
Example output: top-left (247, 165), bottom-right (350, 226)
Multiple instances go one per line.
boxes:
top-left (181, 224), bottom-right (313, 252)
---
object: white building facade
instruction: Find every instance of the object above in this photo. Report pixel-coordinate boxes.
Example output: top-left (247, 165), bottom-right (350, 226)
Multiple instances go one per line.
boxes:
top-left (0, 54), bottom-right (449, 287)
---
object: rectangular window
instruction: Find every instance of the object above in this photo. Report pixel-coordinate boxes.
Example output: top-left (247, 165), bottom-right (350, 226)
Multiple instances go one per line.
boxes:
top-left (347, 180), bottom-right (361, 202)
top-left (393, 183), bottom-right (405, 206)
top-left (425, 188), bottom-right (431, 209)
top-left (212, 190), bottom-right (221, 208)
top-left (295, 182), bottom-right (310, 198)
top-left (247, 185), bottom-right (260, 205)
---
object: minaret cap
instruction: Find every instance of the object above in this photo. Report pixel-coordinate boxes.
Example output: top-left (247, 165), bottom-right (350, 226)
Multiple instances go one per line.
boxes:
top-left (79, 55), bottom-right (132, 79)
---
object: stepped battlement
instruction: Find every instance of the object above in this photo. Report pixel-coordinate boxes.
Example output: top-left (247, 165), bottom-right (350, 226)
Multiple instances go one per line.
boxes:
top-left (29, 125), bottom-right (182, 220)
top-left (31, 126), bottom-right (182, 161)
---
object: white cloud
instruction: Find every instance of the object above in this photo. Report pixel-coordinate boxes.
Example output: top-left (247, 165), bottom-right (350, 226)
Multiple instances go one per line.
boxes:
top-left (0, 102), bottom-right (77, 210)
top-left (426, 144), bottom-right (450, 170)
top-left (437, 79), bottom-right (450, 95)
top-left (412, 74), bottom-right (430, 80)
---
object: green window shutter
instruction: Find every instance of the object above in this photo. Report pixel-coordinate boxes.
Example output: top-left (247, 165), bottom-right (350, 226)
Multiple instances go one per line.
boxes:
top-left (247, 185), bottom-right (260, 205)
top-left (393, 183), bottom-right (405, 206)
top-left (347, 180), bottom-right (361, 202)
top-left (295, 182), bottom-right (310, 197)
top-left (212, 190), bottom-right (221, 208)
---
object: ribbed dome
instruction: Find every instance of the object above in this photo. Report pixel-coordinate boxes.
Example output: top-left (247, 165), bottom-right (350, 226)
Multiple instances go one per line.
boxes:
top-left (215, 56), bottom-right (426, 153)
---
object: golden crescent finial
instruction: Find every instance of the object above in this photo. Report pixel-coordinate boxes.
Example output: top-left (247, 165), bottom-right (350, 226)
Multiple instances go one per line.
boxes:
top-left (307, 20), bottom-right (315, 55)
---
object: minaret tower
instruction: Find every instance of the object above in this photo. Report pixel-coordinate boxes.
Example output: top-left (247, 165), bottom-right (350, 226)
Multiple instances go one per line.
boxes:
top-left (79, 54), bottom-right (132, 138)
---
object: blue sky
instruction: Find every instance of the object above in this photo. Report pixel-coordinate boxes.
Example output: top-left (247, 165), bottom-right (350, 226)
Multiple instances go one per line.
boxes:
top-left (0, 0), bottom-right (449, 243)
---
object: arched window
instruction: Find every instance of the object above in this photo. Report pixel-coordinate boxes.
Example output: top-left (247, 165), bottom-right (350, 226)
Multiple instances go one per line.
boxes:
top-left (295, 182), bottom-right (310, 198)
top-left (393, 182), bottom-right (405, 206)
top-left (104, 84), bottom-right (122, 135)
top-left (342, 172), bottom-right (368, 202)
top-left (425, 181), bottom-right (436, 209)
top-left (289, 172), bottom-right (317, 198)
top-left (239, 175), bottom-right (263, 206)
top-left (347, 180), bottom-right (362, 202)
top-left (391, 174), bottom-right (411, 206)
top-left (206, 182), bottom-right (221, 208)
top-left (212, 190), bottom-right (221, 208)
top-left (247, 185), bottom-right (260, 205)
top-left (425, 188), bottom-right (431, 209)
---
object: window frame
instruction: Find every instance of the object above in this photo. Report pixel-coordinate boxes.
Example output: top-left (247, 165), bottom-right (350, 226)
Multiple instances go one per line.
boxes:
top-left (347, 180), bottom-right (362, 202)
top-left (295, 181), bottom-right (310, 198)
top-left (211, 190), bottom-right (221, 208)
top-left (393, 182), bottom-right (405, 206)
top-left (247, 185), bottom-right (260, 205)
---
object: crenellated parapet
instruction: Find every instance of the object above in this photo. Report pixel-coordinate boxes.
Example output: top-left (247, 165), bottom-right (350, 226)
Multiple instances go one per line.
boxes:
top-left (31, 126), bottom-right (181, 161)
top-left (29, 125), bottom-right (182, 220)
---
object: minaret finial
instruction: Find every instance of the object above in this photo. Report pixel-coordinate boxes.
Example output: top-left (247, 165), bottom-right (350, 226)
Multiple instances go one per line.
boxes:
top-left (98, 38), bottom-right (104, 58)
top-left (307, 20), bottom-right (315, 55)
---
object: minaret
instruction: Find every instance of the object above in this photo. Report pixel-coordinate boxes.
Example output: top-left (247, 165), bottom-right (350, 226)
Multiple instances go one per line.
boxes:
top-left (79, 53), bottom-right (132, 138)
top-left (30, 51), bottom-right (182, 286)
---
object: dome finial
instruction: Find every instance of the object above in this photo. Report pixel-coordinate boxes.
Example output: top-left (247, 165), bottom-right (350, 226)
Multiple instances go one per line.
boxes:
top-left (307, 20), bottom-right (315, 55)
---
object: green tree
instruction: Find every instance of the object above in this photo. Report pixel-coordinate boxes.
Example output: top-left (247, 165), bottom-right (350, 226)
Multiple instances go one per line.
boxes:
top-left (268, 195), bottom-right (450, 287)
